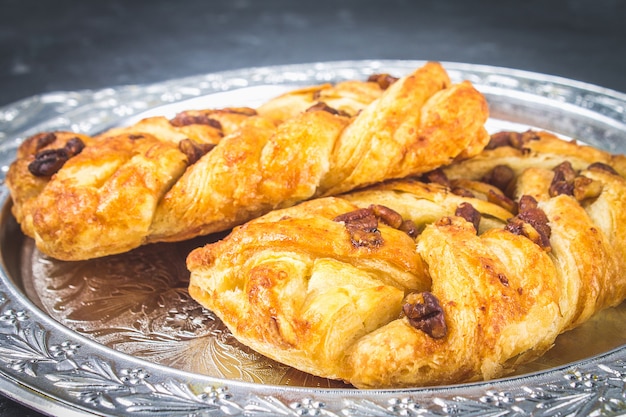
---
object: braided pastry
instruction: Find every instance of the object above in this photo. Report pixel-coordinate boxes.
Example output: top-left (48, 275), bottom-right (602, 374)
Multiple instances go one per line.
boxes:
top-left (6, 62), bottom-right (489, 260)
top-left (186, 130), bottom-right (626, 388)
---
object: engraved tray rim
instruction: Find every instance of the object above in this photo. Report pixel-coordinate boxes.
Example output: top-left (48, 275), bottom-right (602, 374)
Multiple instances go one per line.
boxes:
top-left (0, 60), bottom-right (625, 416)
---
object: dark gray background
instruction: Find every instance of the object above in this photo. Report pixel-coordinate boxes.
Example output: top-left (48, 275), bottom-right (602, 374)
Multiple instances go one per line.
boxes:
top-left (0, 0), bottom-right (625, 415)
top-left (2, 0), bottom-right (626, 108)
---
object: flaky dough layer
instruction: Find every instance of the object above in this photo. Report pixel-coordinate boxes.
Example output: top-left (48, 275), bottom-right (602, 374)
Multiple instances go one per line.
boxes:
top-left (187, 131), bottom-right (626, 388)
top-left (7, 62), bottom-right (489, 260)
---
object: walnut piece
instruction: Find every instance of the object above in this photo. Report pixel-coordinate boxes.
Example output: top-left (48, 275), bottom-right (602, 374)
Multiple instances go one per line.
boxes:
top-left (402, 292), bottom-right (447, 339)
top-left (366, 73), bottom-right (399, 90)
top-left (170, 112), bottom-right (223, 130)
top-left (305, 101), bottom-right (351, 117)
top-left (549, 161), bottom-right (603, 202)
top-left (505, 195), bottom-right (551, 250)
top-left (333, 207), bottom-right (382, 248)
top-left (455, 202), bottom-right (481, 232)
top-left (333, 204), bottom-right (419, 247)
top-left (28, 137), bottom-right (86, 177)
top-left (485, 130), bottom-right (540, 150)
top-left (179, 139), bottom-right (216, 165)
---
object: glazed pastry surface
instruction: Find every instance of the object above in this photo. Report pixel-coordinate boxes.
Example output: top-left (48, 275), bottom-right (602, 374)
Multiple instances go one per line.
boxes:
top-left (187, 131), bottom-right (626, 388)
top-left (6, 62), bottom-right (489, 260)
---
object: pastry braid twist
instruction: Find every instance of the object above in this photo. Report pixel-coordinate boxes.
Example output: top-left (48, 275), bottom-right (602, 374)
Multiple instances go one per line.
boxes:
top-left (7, 62), bottom-right (489, 260)
top-left (187, 130), bottom-right (626, 388)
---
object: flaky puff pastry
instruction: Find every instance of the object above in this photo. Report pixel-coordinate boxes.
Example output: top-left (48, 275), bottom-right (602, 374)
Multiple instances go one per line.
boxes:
top-left (443, 129), bottom-right (626, 180)
top-left (256, 74), bottom-right (392, 123)
top-left (7, 108), bottom-right (257, 260)
top-left (7, 62), bottom-right (489, 260)
top-left (187, 133), bottom-right (626, 388)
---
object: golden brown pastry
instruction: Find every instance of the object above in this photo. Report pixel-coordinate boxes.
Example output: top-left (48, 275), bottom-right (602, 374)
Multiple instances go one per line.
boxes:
top-left (256, 73), bottom-right (394, 123)
top-left (443, 129), bottom-right (626, 180)
top-left (187, 131), bottom-right (626, 388)
top-left (7, 61), bottom-right (489, 260)
top-left (6, 108), bottom-right (258, 259)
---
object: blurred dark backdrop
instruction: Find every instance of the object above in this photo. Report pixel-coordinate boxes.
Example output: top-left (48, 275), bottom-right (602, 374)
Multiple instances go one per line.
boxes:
top-left (0, 0), bottom-right (625, 415)
top-left (1, 0), bottom-right (625, 108)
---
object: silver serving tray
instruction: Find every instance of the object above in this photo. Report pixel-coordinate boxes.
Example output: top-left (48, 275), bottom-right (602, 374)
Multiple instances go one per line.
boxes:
top-left (0, 60), bottom-right (625, 416)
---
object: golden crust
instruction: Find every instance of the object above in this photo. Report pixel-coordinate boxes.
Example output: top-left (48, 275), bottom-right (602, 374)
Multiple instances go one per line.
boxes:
top-left (187, 138), bottom-right (626, 389)
top-left (347, 221), bottom-right (565, 387)
top-left (257, 79), bottom-right (385, 123)
top-left (443, 130), bottom-right (626, 180)
top-left (7, 61), bottom-right (489, 260)
top-left (99, 108), bottom-right (260, 142)
top-left (319, 67), bottom-right (489, 196)
top-left (6, 132), bottom-right (97, 238)
top-left (26, 133), bottom-right (189, 259)
top-left (187, 193), bottom-right (432, 381)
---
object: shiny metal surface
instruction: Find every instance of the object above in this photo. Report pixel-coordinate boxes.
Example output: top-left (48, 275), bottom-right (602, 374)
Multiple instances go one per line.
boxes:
top-left (0, 60), bottom-right (625, 416)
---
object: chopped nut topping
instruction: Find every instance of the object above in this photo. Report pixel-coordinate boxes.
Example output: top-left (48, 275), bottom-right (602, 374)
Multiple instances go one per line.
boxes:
top-left (549, 180), bottom-right (574, 197)
top-left (573, 176), bottom-right (603, 201)
top-left (451, 187), bottom-right (476, 198)
top-left (505, 195), bottom-right (551, 250)
top-left (517, 194), bottom-right (537, 212)
top-left (402, 292), bottom-right (447, 339)
top-left (398, 219), bottom-right (419, 238)
top-left (334, 207), bottom-right (382, 248)
top-left (170, 112), bottom-right (223, 130)
top-left (305, 102), bottom-right (351, 117)
top-left (455, 202), bottom-right (481, 232)
top-left (549, 161), bottom-right (577, 197)
top-left (28, 149), bottom-right (68, 177)
top-left (334, 207), bottom-right (377, 228)
top-left (370, 204), bottom-right (403, 229)
top-left (34, 132), bottom-right (57, 151)
top-left (64, 137), bottom-right (85, 156)
top-left (486, 130), bottom-right (540, 150)
top-left (179, 139), bottom-right (216, 165)
top-left (28, 137), bottom-right (85, 177)
top-left (517, 197), bottom-right (551, 249)
top-left (549, 161), bottom-right (603, 202)
top-left (348, 228), bottom-right (385, 248)
top-left (588, 162), bottom-right (618, 175)
top-left (421, 168), bottom-right (451, 187)
top-left (482, 165), bottom-right (515, 193)
top-left (333, 204), bottom-right (418, 247)
top-left (367, 73), bottom-right (399, 90)
top-left (451, 179), bottom-right (516, 213)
